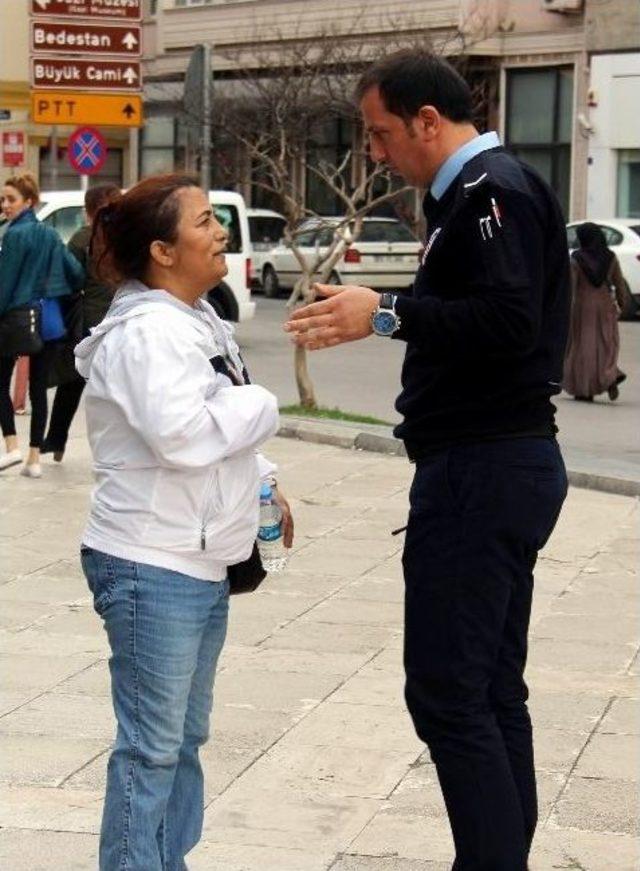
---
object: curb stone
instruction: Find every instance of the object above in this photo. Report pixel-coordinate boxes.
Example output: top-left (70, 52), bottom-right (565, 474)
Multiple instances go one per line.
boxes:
top-left (278, 416), bottom-right (640, 498)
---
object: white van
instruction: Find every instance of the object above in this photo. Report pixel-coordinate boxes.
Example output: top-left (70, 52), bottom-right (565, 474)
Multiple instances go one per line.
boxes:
top-left (247, 208), bottom-right (287, 292)
top-left (35, 189), bottom-right (255, 322)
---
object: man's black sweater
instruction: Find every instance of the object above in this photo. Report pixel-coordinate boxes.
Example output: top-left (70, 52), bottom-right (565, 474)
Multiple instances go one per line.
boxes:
top-left (392, 146), bottom-right (570, 455)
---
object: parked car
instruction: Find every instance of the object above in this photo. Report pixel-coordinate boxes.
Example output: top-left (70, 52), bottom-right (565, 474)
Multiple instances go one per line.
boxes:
top-left (247, 208), bottom-right (287, 293)
top-left (567, 219), bottom-right (640, 319)
top-left (260, 216), bottom-right (420, 297)
top-left (34, 189), bottom-right (256, 322)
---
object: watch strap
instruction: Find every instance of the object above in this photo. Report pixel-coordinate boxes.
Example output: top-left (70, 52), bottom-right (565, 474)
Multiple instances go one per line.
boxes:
top-left (379, 292), bottom-right (396, 310)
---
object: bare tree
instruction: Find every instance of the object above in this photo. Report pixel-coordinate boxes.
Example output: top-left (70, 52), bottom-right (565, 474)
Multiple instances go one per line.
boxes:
top-left (209, 31), bottom-right (417, 408)
top-left (181, 6), bottom-right (496, 408)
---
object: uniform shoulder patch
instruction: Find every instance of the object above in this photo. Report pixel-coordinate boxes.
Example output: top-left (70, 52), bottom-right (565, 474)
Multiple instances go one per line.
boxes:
top-left (463, 171), bottom-right (488, 192)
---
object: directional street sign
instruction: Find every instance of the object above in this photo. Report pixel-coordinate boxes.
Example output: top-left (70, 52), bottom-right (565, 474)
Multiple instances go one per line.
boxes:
top-left (31, 91), bottom-right (143, 127)
top-left (32, 59), bottom-right (141, 92)
top-left (31, 0), bottom-right (141, 21)
top-left (67, 126), bottom-right (107, 175)
top-left (30, 0), bottom-right (144, 130)
top-left (31, 21), bottom-right (141, 57)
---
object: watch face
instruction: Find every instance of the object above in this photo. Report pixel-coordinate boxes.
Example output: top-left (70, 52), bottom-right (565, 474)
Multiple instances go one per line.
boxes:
top-left (373, 310), bottom-right (398, 336)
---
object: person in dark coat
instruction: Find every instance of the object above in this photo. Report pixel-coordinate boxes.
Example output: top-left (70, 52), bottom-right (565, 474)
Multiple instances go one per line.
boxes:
top-left (42, 183), bottom-right (120, 461)
top-left (562, 222), bottom-right (627, 402)
top-left (0, 172), bottom-right (83, 477)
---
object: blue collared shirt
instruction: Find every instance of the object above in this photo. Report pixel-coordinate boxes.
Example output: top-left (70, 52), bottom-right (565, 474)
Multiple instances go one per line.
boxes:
top-left (430, 131), bottom-right (501, 201)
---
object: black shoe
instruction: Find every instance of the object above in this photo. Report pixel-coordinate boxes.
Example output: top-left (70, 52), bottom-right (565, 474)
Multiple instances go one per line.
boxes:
top-left (41, 439), bottom-right (65, 461)
top-left (574, 395), bottom-right (594, 402)
top-left (608, 383), bottom-right (619, 401)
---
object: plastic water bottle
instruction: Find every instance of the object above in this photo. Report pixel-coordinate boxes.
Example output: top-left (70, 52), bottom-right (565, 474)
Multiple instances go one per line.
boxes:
top-left (257, 482), bottom-right (288, 573)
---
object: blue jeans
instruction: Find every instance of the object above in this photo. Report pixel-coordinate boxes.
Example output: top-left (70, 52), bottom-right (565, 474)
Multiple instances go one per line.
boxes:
top-left (81, 547), bottom-right (229, 871)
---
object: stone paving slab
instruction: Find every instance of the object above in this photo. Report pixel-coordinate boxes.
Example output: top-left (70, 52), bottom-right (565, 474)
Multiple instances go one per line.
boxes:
top-left (0, 424), bottom-right (638, 870)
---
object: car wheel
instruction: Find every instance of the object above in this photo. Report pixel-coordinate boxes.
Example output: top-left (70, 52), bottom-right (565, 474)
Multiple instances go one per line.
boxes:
top-left (262, 266), bottom-right (280, 298)
top-left (207, 282), bottom-right (239, 322)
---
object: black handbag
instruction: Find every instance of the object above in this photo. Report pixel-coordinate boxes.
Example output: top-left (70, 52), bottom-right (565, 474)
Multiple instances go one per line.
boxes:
top-left (228, 541), bottom-right (266, 595)
top-left (0, 304), bottom-right (44, 357)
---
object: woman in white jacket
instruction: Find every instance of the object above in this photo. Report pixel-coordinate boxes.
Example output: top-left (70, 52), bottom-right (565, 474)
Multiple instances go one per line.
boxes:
top-left (75, 174), bottom-right (291, 871)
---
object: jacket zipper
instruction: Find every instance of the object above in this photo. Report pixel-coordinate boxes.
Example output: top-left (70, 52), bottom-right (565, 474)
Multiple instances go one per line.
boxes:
top-left (200, 469), bottom-right (217, 551)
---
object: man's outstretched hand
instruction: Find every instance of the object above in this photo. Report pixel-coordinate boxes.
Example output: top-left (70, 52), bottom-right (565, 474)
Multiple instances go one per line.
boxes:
top-left (283, 284), bottom-right (379, 350)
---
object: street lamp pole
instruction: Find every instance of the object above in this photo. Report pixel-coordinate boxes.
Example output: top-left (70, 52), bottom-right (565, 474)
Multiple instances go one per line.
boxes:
top-left (201, 43), bottom-right (212, 191)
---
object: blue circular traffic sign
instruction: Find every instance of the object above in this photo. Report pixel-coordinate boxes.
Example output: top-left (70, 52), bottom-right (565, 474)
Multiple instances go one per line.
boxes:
top-left (67, 126), bottom-right (108, 176)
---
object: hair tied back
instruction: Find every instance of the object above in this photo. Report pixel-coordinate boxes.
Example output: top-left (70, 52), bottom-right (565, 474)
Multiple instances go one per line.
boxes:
top-left (98, 201), bottom-right (117, 225)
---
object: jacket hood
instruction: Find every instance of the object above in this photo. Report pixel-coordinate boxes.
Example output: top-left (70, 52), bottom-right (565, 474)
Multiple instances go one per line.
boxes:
top-left (75, 280), bottom-right (243, 380)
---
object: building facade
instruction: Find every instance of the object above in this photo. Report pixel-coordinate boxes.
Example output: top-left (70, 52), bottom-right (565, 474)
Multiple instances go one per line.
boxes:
top-left (139, 0), bottom-right (593, 219)
top-left (583, 0), bottom-right (640, 218)
top-left (1, 0), bottom-right (638, 220)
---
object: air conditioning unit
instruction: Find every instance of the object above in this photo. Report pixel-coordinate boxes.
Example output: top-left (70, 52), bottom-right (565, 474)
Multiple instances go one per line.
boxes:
top-left (542, 0), bottom-right (584, 13)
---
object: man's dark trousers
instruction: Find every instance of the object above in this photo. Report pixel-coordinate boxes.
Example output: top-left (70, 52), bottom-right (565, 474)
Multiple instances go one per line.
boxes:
top-left (403, 437), bottom-right (567, 871)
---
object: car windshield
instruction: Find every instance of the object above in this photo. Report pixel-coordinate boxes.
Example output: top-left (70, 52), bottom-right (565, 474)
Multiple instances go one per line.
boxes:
top-left (249, 216), bottom-right (286, 246)
top-left (212, 204), bottom-right (241, 254)
top-left (359, 222), bottom-right (416, 243)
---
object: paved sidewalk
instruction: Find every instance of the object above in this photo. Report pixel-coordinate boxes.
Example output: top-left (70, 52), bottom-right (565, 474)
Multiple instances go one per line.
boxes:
top-left (0, 424), bottom-right (638, 870)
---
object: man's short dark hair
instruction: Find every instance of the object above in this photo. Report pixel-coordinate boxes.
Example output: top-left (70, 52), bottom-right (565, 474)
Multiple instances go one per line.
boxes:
top-left (85, 183), bottom-right (120, 219)
top-left (355, 49), bottom-right (474, 124)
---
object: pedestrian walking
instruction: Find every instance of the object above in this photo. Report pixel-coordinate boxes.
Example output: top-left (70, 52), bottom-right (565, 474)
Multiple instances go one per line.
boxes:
top-left (76, 173), bottom-right (291, 871)
top-left (41, 183), bottom-right (120, 461)
top-left (562, 221), bottom-right (627, 402)
top-left (0, 172), bottom-right (83, 477)
top-left (285, 49), bottom-right (570, 871)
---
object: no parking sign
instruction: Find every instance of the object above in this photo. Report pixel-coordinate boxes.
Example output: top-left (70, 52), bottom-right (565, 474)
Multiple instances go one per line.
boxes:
top-left (67, 126), bottom-right (107, 176)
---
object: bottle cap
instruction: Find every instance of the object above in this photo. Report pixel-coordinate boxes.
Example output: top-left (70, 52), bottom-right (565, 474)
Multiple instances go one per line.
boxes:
top-left (260, 482), bottom-right (272, 499)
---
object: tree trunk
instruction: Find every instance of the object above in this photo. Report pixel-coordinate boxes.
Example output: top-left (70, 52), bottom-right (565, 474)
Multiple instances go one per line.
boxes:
top-left (289, 275), bottom-right (318, 409)
top-left (294, 344), bottom-right (317, 409)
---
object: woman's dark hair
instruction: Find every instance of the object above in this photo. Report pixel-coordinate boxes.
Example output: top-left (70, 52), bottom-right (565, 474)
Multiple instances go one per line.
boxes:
top-left (92, 173), bottom-right (200, 285)
top-left (355, 49), bottom-right (474, 124)
top-left (84, 183), bottom-right (120, 220)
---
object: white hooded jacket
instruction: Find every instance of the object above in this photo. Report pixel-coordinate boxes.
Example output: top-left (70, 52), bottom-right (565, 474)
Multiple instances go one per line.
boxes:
top-left (75, 281), bottom-right (279, 581)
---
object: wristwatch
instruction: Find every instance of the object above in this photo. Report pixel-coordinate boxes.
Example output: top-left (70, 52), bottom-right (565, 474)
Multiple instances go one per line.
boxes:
top-left (371, 292), bottom-right (401, 337)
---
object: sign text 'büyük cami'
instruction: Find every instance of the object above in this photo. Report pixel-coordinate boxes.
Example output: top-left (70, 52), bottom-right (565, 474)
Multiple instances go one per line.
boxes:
top-left (32, 59), bottom-right (141, 91)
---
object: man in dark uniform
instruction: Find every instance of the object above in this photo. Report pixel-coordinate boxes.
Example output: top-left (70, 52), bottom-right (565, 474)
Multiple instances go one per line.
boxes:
top-left (285, 50), bottom-right (569, 871)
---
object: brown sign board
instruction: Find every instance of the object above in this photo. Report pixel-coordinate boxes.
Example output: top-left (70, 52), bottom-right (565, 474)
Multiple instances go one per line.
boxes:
top-left (31, 21), bottom-right (141, 57)
top-left (32, 58), bottom-right (141, 92)
top-left (31, 91), bottom-right (143, 127)
top-left (30, 0), bottom-right (141, 22)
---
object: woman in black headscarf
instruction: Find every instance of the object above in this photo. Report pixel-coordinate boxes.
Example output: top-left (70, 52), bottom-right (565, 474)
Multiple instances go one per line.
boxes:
top-left (562, 222), bottom-right (627, 402)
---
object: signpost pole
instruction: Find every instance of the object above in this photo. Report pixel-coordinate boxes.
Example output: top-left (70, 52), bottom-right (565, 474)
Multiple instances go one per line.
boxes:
top-left (201, 43), bottom-right (212, 192)
top-left (129, 127), bottom-right (139, 185)
top-left (49, 125), bottom-right (58, 188)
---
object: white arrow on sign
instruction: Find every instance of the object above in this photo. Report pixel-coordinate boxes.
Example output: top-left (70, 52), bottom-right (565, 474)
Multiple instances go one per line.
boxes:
top-left (34, 0), bottom-right (52, 9)
top-left (122, 32), bottom-right (138, 51)
top-left (123, 67), bottom-right (138, 85)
